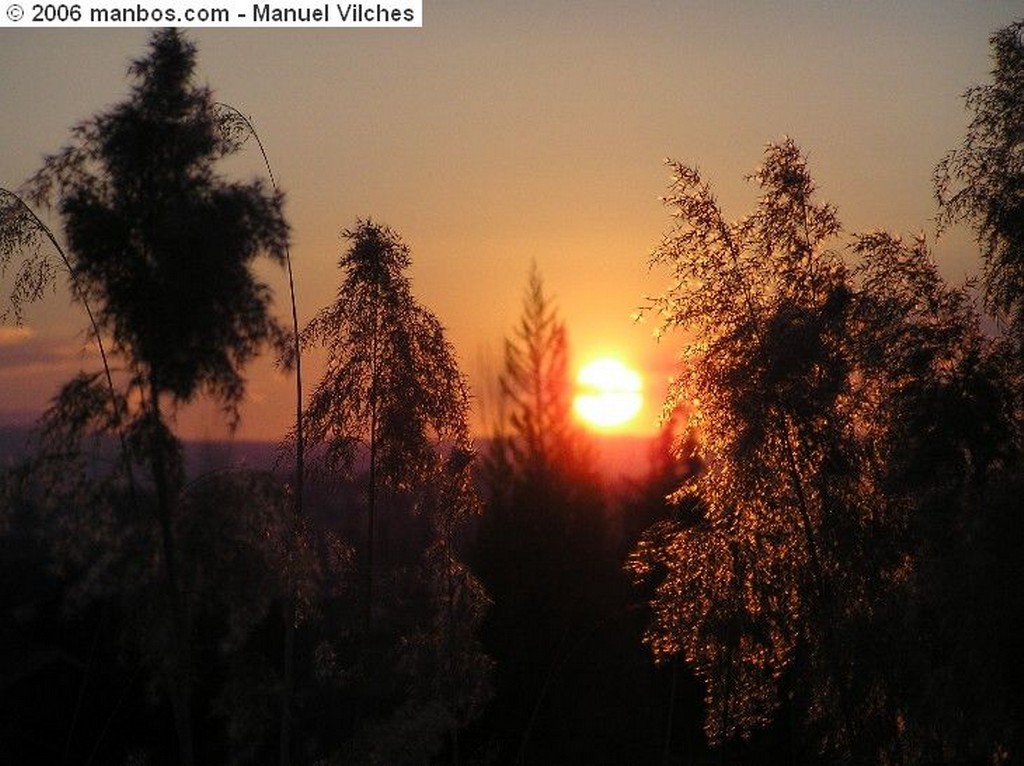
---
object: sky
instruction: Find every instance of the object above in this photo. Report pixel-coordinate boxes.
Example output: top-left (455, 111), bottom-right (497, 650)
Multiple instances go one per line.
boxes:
top-left (1, 2), bottom-right (1020, 442)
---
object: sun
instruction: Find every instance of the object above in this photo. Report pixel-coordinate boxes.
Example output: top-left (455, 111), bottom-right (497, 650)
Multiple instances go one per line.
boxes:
top-left (573, 357), bottom-right (644, 430)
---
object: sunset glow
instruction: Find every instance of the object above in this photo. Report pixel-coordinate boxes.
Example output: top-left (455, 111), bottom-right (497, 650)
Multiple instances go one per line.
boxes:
top-left (0, 11), bottom-right (1019, 765)
top-left (573, 357), bottom-right (643, 430)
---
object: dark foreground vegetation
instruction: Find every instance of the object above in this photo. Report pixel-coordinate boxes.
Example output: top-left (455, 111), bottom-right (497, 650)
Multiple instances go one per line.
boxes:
top-left (3, 22), bottom-right (1024, 765)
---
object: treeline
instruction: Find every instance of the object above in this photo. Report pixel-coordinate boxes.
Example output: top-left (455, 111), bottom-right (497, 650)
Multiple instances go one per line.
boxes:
top-left (2, 21), bottom-right (1023, 766)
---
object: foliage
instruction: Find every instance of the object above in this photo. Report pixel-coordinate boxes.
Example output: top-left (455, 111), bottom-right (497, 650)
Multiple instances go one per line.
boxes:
top-left (0, 189), bottom-right (62, 324)
top-left (4, 30), bottom-right (290, 766)
top-left (486, 262), bottom-right (590, 485)
top-left (25, 29), bottom-right (288, 419)
top-left (301, 220), bottom-right (469, 487)
top-left (178, 469), bottom-right (350, 765)
top-left (630, 139), bottom-right (1016, 761)
top-left (630, 140), bottom-right (844, 744)
top-left (4, 371), bottom-right (347, 764)
top-left (935, 18), bottom-right (1024, 341)
top-left (299, 219), bottom-right (492, 762)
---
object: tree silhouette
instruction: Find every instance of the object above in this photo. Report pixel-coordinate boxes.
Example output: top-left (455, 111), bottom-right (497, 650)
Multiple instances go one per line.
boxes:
top-left (478, 265), bottom-right (598, 614)
top-left (473, 265), bottom-right (622, 763)
top-left (301, 219), bottom-right (472, 629)
top-left (21, 30), bottom-right (289, 766)
top-left (630, 139), bottom-right (1013, 761)
top-left (936, 18), bottom-right (1024, 344)
top-left (486, 262), bottom-right (590, 487)
top-left (299, 219), bottom-right (491, 761)
top-left (213, 101), bottom-right (306, 766)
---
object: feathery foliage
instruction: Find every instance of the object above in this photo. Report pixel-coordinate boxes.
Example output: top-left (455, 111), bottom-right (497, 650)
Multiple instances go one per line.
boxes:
top-left (300, 219), bottom-right (491, 762)
top-left (26, 29), bottom-right (288, 421)
top-left (9, 30), bottom-right (290, 766)
top-left (302, 220), bottom-right (470, 486)
top-left (631, 139), bottom-right (1012, 761)
top-left (936, 18), bottom-right (1024, 341)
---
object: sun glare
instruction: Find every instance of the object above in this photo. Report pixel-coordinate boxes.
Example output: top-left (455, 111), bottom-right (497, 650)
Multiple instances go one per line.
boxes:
top-left (573, 357), bottom-right (644, 430)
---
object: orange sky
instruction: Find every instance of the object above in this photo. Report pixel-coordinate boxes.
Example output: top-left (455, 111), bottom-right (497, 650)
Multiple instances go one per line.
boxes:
top-left (1, 3), bottom-right (1019, 441)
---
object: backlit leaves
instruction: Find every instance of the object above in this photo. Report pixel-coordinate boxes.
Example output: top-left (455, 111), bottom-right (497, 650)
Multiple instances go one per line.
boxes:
top-left (301, 219), bottom-right (471, 488)
top-left (632, 139), bottom-right (998, 755)
top-left (935, 19), bottom-right (1024, 337)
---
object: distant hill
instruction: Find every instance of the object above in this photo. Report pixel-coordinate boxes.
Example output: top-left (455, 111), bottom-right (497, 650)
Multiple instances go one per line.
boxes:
top-left (0, 426), bottom-right (659, 484)
top-left (0, 426), bottom-right (33, 469)
top-left (182, 433), bottom-right (660, 484)
top-left (0, 426), bottom-right (283, 477)
top-left (184, 438), bottom-right (283, 477)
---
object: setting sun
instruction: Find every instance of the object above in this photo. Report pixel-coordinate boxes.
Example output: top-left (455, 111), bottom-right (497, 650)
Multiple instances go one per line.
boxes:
top-left (573, 357), bottom-right (644, 430)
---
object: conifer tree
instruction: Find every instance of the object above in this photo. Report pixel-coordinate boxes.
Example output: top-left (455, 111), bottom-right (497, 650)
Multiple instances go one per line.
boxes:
top-left (474, 265), bottom-right (618, 762)
top-left (489, 262), bottom-right (586, 483)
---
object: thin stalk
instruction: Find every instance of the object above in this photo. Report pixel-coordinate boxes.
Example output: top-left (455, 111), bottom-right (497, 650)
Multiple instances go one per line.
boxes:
top-left (4, 189), bottom-right (144, 762)
top-left (148, 384), bottom-right (194, 766)
top-left (365, 283), bottom-right (381, 635)
top-left (366, 355), bottom-right (378, 634)
top-left (213, 103), bottom-right (305, 766)
top-left (2, 191), bottom-right (136, 495)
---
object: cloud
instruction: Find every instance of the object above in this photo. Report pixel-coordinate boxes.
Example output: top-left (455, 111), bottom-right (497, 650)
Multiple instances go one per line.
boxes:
top-left (0, 325), bottom-right (35, 347)
top-left (0, 328), bottom-right (114, 420)
top-left (0, 328), bottom-right (100, 377)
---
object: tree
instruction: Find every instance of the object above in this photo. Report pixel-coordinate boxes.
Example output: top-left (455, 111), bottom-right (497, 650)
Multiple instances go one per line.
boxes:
top-left (302, 220), bottom-right (471, 626)
top-left (935, 18), bottom-right (1024, 343)
top-left (21, 30), bottom-right (289, 766)
top-left (477, 264), bottom-right (598, 610)
top-left (930, 23), bottom-right (1024, 758)
top-left (487, 262), bottom-right (589, 485)
top-left (6, 393), bottom-right (343, 764)
top-left (213, 101), bottom-right (306, 766)
top-left (630, 139), bottom-right (1013, 762)
top-left (299, 219), bottom-right (491, 761)
top-left (629, 139), bottom-right (847, 748)
top-left (473, 265), bottom-right (627, 763)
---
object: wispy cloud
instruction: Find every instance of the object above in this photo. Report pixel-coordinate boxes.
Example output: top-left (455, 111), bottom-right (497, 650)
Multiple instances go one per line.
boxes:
top-left (0, 325), bottom-right (35, 347)
top-left (0, 328), bottom-right (101, 378)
